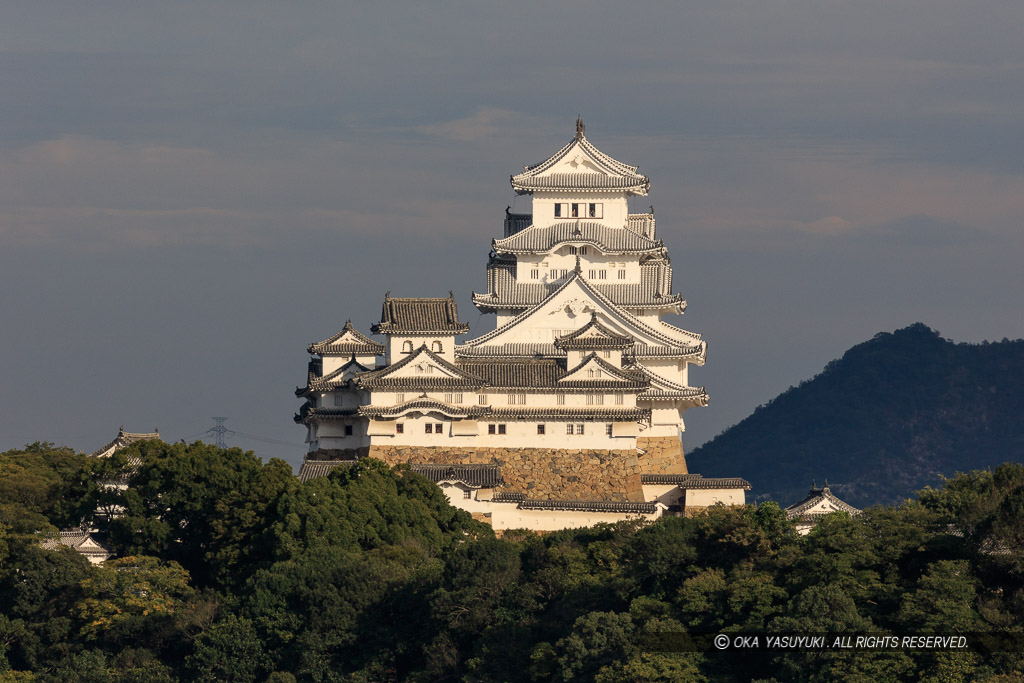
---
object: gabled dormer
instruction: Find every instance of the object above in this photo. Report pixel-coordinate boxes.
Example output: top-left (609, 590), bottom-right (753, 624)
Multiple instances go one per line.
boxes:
top-left (371, 292), bottom-right (470, 364)
top-left (308, 320), bottom-right (384, 374)
top-left (558, 353), bottom-right (648, 391)
top-left (554, 313), bottom-right (634, 368)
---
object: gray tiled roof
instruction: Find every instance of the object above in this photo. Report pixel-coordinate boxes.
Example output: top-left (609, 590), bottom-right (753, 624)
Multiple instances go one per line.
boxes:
top-left (298, 459), bottom-right (357, 482)
top-left (455, 342), bottom-right (703, 361)
top-left (308, 320), bottom-right (385, 356)
top-left (641, 474), bottom-right (751, 489)
top-left (511, 173), bottom-right (650, 193)
top-left (458, 358), bottom-right (648, 391)
top-left (408, 463), bottom-right (503, 488)
top-left (491, 491), bottom-right (526, 503)
top-left (90, 427), bottom-right (160, 458)
top-left (511, 128), bottom-right (650, 195)
top-left (475, 257), bottom-right (682, 311)
top-left (493, 222), bottom-right (662, 255)
top-left (295, 404), bottom-right (360, 425)
top-left (372, 292), bottom-right (470, 334)
top-left (359, 398), bottom-right (491, 419)
top-left (516, 499), bottom-right (657, 514)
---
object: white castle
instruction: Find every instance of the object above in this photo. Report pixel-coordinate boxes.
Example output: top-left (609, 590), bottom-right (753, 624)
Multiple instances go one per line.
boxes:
top-left (296, 119), bottom-right (748, 530)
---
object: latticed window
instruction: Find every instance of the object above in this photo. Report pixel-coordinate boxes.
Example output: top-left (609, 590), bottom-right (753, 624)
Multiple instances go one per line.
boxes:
top-left (606, 424), bottom-right (613, 437)
top-left (454, 393), bottom-right (463, 404)
top-left (537, 424), bottom-right (545, 435)
top-left (598, 270), bottom-right (607, 280)
top-left (445, 393), bottom-right (453, 403)
top-left (396, 423), bottom-right (404, 434)
top-left (425, 424), bottom-right (433, 434)
top-left (488, 424), bottom-right (496, 434)
top-left (586, 394), bottom-right (604, 405)
top-left (579, 246), bottom-right (588, 255)
top-left (435, 423), bottom-right (443, 434)
top-left (463, 489), bottom-right (472, 499)
top-left (507, 393), bottom-right (525, 405)
top-left (334, 394), bottom-right (344, 406)
top-left (531, 269), bottom-right (539, 279)
top-left (618, 269), bottom-right (626, 279)
top-left (478, 394), bottom-right (487, 405)
top-left (396, 393), bottom-right (405, 403)
top-left (615, 393), bottom-right (624, 405)
top-left (576, 423), bottom-right (585, 435)
top-left (566, 424), bottom-right (574, 435)
top-left (498, 424), bottom-right (506, 435)
top-left (556, 393), bottom-right (566, 405)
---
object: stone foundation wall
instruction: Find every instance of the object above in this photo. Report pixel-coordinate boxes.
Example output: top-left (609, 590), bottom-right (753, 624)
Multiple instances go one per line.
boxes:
top-left (636, 437), bottom-right (687, 475)
top-left (367, 445), bottom-right (645, 502)
top-left (307, 447), bottom-right (369, 461)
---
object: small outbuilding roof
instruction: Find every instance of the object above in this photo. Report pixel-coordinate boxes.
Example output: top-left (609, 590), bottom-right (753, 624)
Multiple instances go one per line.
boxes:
top-left (372, 292), bottom-right (470, 335)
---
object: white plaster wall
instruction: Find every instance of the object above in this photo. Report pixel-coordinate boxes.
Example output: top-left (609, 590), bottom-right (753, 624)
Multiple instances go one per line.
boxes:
top-left (642, 484), bottom-right (683, 507)
top-left (440, 483), bottom-right (494, 514)
top-left (386, 335), bottom-right (456, 364)
top-left (684, 488), bottom-right (746, 507)
top-left (322, 352), bottom-right (378, 375)
top-left (491, 504), bottom-right (659, 531)
top-left (531, 191), bottom-right (630, 229)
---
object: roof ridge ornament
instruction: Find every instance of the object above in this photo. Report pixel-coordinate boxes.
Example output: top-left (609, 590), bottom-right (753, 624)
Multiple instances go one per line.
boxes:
top-left (574, 255), bottom-right (582, 274)
top-left (575, 116), bottom-right (585, 140)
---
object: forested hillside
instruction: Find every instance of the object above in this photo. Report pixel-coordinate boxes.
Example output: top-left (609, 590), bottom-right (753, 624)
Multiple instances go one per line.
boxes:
top-left (688, 324), bottom-right (1024, 508)
top-left (2, 441), bottom-right (1024, 681)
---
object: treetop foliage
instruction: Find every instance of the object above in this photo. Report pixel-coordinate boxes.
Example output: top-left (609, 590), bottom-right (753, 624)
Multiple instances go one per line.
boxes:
top-left (1, 440), bottom-right (1022, 681)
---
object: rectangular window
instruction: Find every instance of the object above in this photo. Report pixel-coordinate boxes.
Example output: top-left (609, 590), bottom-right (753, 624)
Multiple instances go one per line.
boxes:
top-left (344, 425), bottom-right (353, 436)
top-left (396, 423), bottom-right (404, 434)
top-left (396, 393), bottom-right (405, 403)
top-left (586, 394), bottom-right (604, 405)
top-left (603, 350), bottom-right (610, 358)
top-left (436, 423), bottom-right (443, 434)
top-left (530, 269), bottom-right (539, 279)
top-left (478, 394), bottom-right (487, 405)
top-left (571, 203), bottom-right (581, 218)
top-left (618, 269), bottom-right (626, 279)
top-left (488, 424), bottom-right (496, 435)
top-left (498, 424), bottom-right (506, 435)
top-left (555, 203), bottom-right (568, 218)
top-left (566, 424), bottom-right (574, 435)
top-left (554, 202), bottom-right (562, 218)
top-left (615, 393), bottom-right (624, 405)
top-left (598, 270), bottom-right (607, 280)
top-left (556, 393), bottom-right (565, 405)
top-left (463, 489), bottom-right (472, 499)
top-left (588, 269), bottom-right (596, 279)
top-left (588, 203), bottom-right (602, 218)
top-left (568, 246), bottom-right (577, 255)
top-left (579, 246), bottom-right (587, 255)
top-left (576, 423), bottom-right (585, 435)
top-left (334, 394), bottom-right (344, 406)
top-left (550, 269), bottom-right (558, 280)
top-left (537, 424), bottom-right (545, 435)
top-left (606, 423), bottom-right (613, 437)
top-left (444, 393), bottom-right (453, 403)
top-left (425, 424), bottom-right (433, 434)
top-left (454, 393), bottom-right (463, 404)
top-left (560, 269), bottom-right (569, 278)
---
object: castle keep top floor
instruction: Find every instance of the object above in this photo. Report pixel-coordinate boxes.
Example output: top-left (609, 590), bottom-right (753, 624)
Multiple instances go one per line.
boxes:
top-left (506, 118), bottom-right (653, 237)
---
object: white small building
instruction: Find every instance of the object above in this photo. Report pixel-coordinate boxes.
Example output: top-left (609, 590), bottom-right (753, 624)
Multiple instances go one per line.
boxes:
top-left (785, 482), bottom-right (861, 535)
top-left (40, 528), bottom-right (112, 565)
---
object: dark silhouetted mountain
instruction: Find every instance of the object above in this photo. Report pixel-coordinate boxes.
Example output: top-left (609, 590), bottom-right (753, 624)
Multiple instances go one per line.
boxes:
top-left (687, 323), bottom-right (1024, 508)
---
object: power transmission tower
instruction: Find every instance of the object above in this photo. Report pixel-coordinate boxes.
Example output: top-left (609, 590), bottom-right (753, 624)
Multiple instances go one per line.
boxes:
top-left (206, 417), bottom-right (234, 448)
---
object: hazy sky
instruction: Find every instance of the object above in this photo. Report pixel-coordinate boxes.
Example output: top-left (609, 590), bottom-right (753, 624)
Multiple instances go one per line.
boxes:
top-left (2, 1), bottom-right (1022, 471)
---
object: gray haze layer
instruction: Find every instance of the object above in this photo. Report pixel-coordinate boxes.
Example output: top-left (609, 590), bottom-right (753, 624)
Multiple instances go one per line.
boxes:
top-left (2, 2), bottom-right (1023, 471)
